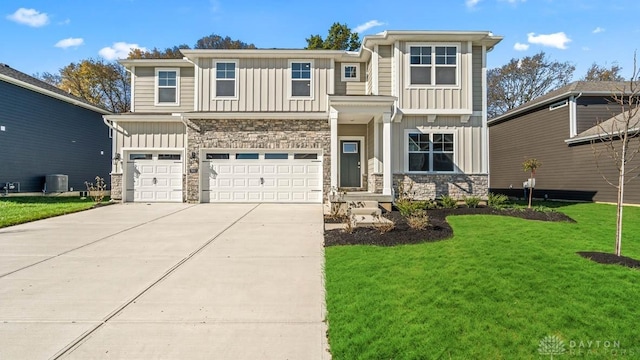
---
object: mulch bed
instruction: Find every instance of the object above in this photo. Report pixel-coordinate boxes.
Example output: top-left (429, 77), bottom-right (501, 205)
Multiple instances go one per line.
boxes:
top-left (577, 251), bottom-right (640, 270)
top-left (324, 206), bottom-right (575, 247)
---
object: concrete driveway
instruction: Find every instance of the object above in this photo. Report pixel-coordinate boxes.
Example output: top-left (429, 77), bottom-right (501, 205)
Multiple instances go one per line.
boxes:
top-left (0, 203), bottom-right (329, 359)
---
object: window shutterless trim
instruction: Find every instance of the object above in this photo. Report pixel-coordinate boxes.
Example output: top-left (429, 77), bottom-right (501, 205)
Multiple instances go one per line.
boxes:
top-left (212, 60), bottom-right (239, 100)
top-left (288, 59), bottom-right (314, 99)
top-left (341, 63), bottom-right (361, 82)
top-left (406, 43), bottom-right (460, 89)
top-left (404, 129), bottom-right (458, 173)
top-left (154, 68), bottom-right (180, 106)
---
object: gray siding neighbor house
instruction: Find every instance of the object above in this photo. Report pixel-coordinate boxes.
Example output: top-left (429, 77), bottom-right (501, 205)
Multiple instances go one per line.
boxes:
top-left (488, 81), bottom-right (640, 204)
top-left (0, 64), bottom-right (111, 193)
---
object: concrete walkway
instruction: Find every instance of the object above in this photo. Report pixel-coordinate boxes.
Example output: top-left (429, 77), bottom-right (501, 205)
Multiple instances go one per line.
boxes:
top-left (0, 203), bottom-right (328, 359)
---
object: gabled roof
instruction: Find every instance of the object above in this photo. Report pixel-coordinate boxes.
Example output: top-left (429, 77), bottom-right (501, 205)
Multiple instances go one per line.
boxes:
top-left (121, 30), bottom-right (502, 66)
top-left (489, 81), bottom-right (636, 125)
top-left (0, 63), bottom-right (110, 114)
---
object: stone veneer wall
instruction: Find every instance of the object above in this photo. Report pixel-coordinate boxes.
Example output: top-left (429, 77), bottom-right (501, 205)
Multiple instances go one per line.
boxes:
top-left (368, 173), bottom-right (384, 194)
top-left (393, 173), bottom-right (488, 200)
top-left (186, 119), bottom-right (330, 203)
top-left (110, 173), bottom-right (123, 201)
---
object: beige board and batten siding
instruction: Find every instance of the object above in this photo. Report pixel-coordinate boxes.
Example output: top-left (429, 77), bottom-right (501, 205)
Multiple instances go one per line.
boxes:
top-left (399, 41), bottom-right (472, 111)
top-left (378, 45), bottom-right (393, 96)
top-left (198, 58), bottom-right (332, 112)
top-left (133, 67), bottom-right (195, 112)
top-left (366, 119), bottom-right (375, 175)
top-left (366, 60), bottom-right (373, 95)
top-left (114, 122), bottom-right (186, 154)
top-left (392, 116), bottom-right (484, 174)
top-left (471, 46), bottom-right (483, 112)
top-left (333, 62), bottom-right (366, 95)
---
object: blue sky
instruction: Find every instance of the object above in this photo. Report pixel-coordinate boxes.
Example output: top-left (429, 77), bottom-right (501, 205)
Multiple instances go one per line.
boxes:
top-left (1, 0), bottom-right (639, 79)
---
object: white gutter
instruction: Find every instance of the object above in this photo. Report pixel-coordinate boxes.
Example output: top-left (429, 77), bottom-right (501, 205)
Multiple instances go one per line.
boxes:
top-left (0, 73), bottom-right (110, 114)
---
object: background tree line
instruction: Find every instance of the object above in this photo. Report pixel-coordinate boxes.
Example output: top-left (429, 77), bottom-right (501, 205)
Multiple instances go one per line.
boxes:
top-left (37, 23), bottom-right (627, 117)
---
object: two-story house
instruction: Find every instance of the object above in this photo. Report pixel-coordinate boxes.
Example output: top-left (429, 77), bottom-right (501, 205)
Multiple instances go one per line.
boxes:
top-left (103, 30), bottom-right (502, 203)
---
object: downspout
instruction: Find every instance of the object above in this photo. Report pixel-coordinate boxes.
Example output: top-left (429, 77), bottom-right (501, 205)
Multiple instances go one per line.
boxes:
top-left (182, 56), bottom-right (199, 112)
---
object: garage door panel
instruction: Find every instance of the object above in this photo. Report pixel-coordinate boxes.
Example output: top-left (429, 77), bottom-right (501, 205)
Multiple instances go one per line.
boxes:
top-left (127, 153), bottom-right (183, 203)
top-left (277, 165), bottom-right (291, 174)
top-left (202, 151), bottom-right (322, 203)
top-left (233, 165), bottom-right (247, 174)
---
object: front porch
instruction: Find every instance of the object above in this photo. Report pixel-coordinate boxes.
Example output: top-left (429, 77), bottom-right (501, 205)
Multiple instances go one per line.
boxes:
top-left (329, 95), bottom-right (398, 200)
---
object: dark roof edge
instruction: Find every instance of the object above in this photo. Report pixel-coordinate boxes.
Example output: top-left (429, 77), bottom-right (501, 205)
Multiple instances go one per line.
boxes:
top-left (0, 66), bottom-right (111, 115)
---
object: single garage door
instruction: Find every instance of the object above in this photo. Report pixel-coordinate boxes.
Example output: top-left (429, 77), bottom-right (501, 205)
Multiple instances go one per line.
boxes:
top-left (125, 152), bottom-right (183, 202)
top-left (201, 151), bottom-right (322, 203)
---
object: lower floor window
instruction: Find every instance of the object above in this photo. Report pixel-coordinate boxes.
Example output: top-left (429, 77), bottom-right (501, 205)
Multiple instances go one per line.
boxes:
top-left (407, 132), bottom-right (455, 172)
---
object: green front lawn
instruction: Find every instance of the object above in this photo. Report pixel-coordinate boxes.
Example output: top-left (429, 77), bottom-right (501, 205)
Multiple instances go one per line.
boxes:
top-left (0, 196), bottom-right (106, 228)
top-left (325, 203), bottom-right (640, 359)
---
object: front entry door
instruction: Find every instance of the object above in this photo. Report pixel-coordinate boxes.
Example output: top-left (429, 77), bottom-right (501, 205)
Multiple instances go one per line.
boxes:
top-left (340, 140), bottom-right (361, 187)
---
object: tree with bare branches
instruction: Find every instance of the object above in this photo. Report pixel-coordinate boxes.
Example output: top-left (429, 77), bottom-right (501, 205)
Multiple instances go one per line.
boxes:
top-left (592, 56), bottom-right (640, 256)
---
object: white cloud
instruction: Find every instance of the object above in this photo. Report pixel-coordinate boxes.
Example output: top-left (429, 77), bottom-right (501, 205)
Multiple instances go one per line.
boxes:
top-left (99, 42), bottom-right (147, 60)
top-left (514, 42), bottom-right (530, 51)
top-left (354, 20), bottom-right (385, 33)
top-left (466, 0), bottom-right (481, 8)
top-left (55, 37), bottom-right (84, 49)
top-left (503, 0), bottom-right (526, 3)
top-left (6, 8), bottom-right (49, 27)
top-left (527, 32), bottom-right (571, 49)
top-left (592, 27), bottom-right (605, 34)
top-left (59, 18), bottom-right (71, 25)
top-left (582, 46), bottom-right (591, 51)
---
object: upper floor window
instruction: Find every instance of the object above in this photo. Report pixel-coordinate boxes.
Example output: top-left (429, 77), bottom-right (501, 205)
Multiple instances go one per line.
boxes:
top-left (406, 131), bottom-right (455, 172)
top-left (155, 68), bottom-right (180, 106)
top-left (341, 63), bottom-right (360, 82)
top-left (214, 61), bottom-right (237, 98)
top-left (409, 45), bottom-right (458, 86)
top-left (290, 61), bottom-right (312, 98)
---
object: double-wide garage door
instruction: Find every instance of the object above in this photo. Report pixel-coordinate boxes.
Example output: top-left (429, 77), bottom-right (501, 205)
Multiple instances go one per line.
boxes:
top-left (201, 151), bottom-right (323, 203)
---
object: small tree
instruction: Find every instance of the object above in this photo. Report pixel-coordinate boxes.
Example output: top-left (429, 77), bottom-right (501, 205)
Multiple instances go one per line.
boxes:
top-left (591, 55), bottom-right (640, 257)
top-left (522, 158), bottom-right (542, 208)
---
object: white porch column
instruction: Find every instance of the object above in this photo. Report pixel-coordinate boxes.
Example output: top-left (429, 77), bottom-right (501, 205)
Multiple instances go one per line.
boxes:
top-left (382, 112), bottom-right (392, 196)
top-left (330, 109), bottom-right (339, 191)
top-left (373, 119), bottom-right (380, 173)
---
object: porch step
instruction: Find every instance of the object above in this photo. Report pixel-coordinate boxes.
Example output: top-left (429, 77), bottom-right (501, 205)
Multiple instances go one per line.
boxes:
top-left (348, 206), bottom-right (382, 217)
top-left (348, 200), bottom-right (379, 209)
top-left (351, 214), bottom-right (394, 228)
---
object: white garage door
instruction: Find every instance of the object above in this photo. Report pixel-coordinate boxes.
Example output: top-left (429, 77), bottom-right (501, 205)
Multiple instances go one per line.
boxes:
top-left (126, 152), bottom-right (183, 202)
top-left (201, 151), bottom-right (323, 203)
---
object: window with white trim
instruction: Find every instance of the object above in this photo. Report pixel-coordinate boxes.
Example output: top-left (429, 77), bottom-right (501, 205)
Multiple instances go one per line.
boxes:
top-left (409, 45), bottom-right (457, 86)
top-left (214, 61), bottom-right (237, 98)
top-left (341, 63), bottom-right (360, 82)
top-left (155, 68), bottom-right (179, 105)
top-left (407, 132), bottom-right (455, 172)
top-left (290, 61), bottom-right (312, 97)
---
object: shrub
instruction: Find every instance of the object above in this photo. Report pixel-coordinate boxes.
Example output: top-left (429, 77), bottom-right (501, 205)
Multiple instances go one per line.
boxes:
top-left (487, 192), bottom-right (509, 209)
top-left (463, 196), bottom-right (481, 208)
top-left (439, 195), bottom-right (458, 209)
top-left (372, 215), bottom-right (396, 234)
top-left (407, 210), bottom-right (430, 230)
top-left (395, 199), bottom-right (426, 217)
top-left (84, 176), bottom-right (106, 204)
top-left (424, 200), bottom-right (439, 210)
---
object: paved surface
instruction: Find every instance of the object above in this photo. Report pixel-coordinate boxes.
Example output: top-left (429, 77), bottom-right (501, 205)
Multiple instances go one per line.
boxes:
top-left (0, 203), bottom-right (328, 359)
